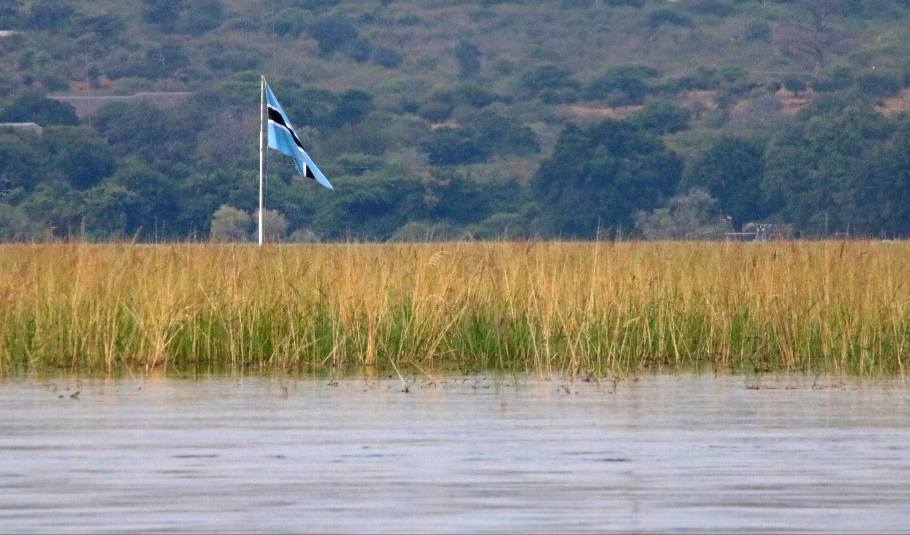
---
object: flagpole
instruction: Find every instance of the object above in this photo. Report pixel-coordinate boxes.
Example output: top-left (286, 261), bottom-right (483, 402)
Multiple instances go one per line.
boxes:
top-left (258, 76), bottom-right (266, 248)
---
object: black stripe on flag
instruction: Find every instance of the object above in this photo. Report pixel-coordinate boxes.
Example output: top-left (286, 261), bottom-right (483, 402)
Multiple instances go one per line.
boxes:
top-left (267, 106), bottom-right (306, 151)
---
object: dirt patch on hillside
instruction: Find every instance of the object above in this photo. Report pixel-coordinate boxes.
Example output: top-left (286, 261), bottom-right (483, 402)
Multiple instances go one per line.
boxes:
top-left (559, 104), bottom-right (643, 122)
top-left (560, 91), bottom-right (717, 123)
top-left (774, 88), bottom-right (814, 115)
top-left (548, 86), bottom-right (907, 125)
top-left (67, 77), bottom-right (115, 95)
top-left (875, 89), bottom-right (910, 115)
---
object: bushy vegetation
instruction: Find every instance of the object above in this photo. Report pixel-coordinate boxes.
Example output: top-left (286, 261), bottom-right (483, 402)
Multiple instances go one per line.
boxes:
top-left (1, 0), bottom-right (910, 241)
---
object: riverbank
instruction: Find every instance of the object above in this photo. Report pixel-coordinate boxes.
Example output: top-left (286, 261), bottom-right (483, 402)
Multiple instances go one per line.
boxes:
top-left (0, 241), bottom-right (907, 377)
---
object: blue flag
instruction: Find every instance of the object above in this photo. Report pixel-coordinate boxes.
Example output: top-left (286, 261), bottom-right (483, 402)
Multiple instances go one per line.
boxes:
top-left (265, 83), bottom-right (333, 190)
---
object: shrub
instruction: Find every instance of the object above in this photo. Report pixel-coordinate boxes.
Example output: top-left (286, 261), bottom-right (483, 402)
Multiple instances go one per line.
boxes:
top-left (210, 205), bottom-right (251, 242)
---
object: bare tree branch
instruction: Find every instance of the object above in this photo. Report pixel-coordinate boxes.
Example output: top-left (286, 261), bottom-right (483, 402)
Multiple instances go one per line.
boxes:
top-left (775, 0), bottom-right (854, 71)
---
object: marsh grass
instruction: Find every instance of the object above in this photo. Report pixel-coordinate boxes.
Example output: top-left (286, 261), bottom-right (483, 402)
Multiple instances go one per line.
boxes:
top-left (1, 241), bottom-right (908, 377)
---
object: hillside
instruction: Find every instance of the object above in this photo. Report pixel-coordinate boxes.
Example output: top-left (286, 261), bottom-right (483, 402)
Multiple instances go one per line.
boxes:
top-left (2, 0), bottom-right (910, 241)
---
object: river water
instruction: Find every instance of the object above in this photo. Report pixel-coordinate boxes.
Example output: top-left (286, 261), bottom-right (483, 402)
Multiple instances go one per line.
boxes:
top-left (1, 373), bottom-right (908, 534)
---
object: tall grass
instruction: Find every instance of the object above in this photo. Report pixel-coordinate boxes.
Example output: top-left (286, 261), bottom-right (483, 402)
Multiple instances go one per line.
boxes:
top-left (0, 241), bottom-right (908, 377)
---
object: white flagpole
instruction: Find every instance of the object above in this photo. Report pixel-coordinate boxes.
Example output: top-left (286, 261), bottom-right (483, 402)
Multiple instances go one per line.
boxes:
top-left (258, 76), bottom-right (266, 247)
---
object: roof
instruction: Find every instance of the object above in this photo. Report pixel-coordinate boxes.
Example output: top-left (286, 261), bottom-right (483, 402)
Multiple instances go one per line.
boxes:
top-left (49, 92), bottom-right (192, 118)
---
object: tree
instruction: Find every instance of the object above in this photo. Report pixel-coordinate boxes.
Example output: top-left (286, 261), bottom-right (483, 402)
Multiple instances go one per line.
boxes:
top-left (776, 0), bottom-right (852, 71)
top-left (634, 188), bottom-right (732, 240)
top-left (27, 1), bottom-right (75, 30)
top-left (0, 128), bottom-right (57, 194)
top-left (454, 40), bottom-right (481, 78)
top-left (179, 0), bottom-right (223, 36)
top-left (532, 119), bottom-right (683, 238)
top-left (840, 114), bottom-right (910, 237)
top-left (422, 127), bottom-right (489, 166)
top-left (82, 181), bottom-right (141, 239)
top-left (585, 65), bottom-right (661, 106)
top-left (108, 164), bottom-right (180, 238)
top-left (0, 1), bottom-right (23, 27)
top-left (781, 75), bottom-right (807, 97)
top-left (0, 93), bottom-right (78, 126)
top-left (18, 181), bottom-right (84, 240)
top-left (309, 17), bottom-right (359, 56)
top-left (142, 0), bottom-right (185, 31)
top-left (627, 101), bottom-right (690, 134)
top-left (142, 39), bottom-right (190, 79)
top-left (762, 102), bottom-right (889, 236)
top-left (682, 135), bottom-right (768, 231)
top-left (327, 90), bottom-right (374, 127)
top-left (519, 64), bottom-right (580, 97)
top-left (0, 203), bottom-right (43, 242)
top-left (257, 208), bottom-right (288, 243)
top-left (210, 205), bottom-right (251, 242)
top-left (45, 126), bottom-right (116, 190)
top-left (92, 101), bottom-right (194, 163)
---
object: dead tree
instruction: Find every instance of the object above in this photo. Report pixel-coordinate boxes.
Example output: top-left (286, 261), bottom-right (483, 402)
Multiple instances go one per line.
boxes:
top-left (776, 0), bottom-right (853, 71)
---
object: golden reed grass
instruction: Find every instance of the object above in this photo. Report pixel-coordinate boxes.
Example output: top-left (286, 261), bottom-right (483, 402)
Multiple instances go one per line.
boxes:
top-left (0, 241), bottom-right (907, 377)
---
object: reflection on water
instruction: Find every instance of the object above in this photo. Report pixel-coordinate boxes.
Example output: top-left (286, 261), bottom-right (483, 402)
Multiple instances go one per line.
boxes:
top-left (1, 374), bottom-right (909, 534)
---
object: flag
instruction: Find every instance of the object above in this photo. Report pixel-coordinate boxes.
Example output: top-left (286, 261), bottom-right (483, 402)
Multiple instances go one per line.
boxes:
top-left (265, 83), bottom-right (333, 190)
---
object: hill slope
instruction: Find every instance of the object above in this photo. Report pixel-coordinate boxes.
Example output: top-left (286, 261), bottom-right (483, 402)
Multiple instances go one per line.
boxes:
top-left (1, 0), bottom-right (910, 240)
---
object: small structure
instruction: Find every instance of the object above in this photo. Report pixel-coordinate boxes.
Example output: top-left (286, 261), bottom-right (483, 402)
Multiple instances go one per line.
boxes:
top-left (49, 92), bottom-right (192, 119)
top-left (754, 223), bottom-right (793, 241)
top-left (0, 122), bottom-right (43, 135)
top-left (731, 223), bottom-right (793, 242)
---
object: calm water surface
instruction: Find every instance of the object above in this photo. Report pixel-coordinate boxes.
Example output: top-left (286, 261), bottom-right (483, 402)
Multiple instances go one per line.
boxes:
top-left (1, 373), bottom-right (909, 533)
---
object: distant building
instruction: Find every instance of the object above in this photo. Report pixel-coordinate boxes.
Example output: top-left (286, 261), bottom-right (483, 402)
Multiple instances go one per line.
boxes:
top-left (49, 92), bottom-right (192, 119)
top-left (0, 122), bottom-right (43, 135)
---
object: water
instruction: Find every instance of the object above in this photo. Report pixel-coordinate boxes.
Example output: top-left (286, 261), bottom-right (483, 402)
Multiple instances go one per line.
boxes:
top-left (1, 373), bottom-right (909, 534)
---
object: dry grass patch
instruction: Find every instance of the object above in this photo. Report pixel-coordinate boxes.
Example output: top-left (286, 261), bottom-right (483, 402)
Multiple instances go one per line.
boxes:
top-left (0, 241), bottom-right (908, 377)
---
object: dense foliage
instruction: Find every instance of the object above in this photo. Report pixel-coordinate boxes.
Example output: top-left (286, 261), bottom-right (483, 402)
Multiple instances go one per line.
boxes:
top-left (2, 0), bottom-right (910, 241)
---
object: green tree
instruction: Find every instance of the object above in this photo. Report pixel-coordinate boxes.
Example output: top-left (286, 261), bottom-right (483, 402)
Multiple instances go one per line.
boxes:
top-left (82, 181), bottom-right (141, 239)
top-left (45, 126), bottom-right (116, 190)
top-left (0, 93), bottom-right (78, 126)
top-left (142, 39), bottom-right (190, 79)
top-left (422, 127), bottom-right (489, 166)
top-left (627, 101), bottom-right (690, 134)
top-left (310, 17), bottom-right (359, 56)
top-left (842, 114), bottom-right (910, 237)
top-left (585, 65), bottom-right (660, 105)
top-left (27, 1), bottom-right (75, 30)
top-left (454, 40), bottom-right (481, 78)
top-left (108, 164), bottom-right (180, 239)
top-left (0, 203), bottom-right (43, 242)
top-left (0, 1), bottom-right (23, 27)
top-left (762, 102), bottom-right (889, 235)
top-left (781, 75), bottom-right (808, 96)
top-left (532, 119), bottom-right (683, 237)
top-left (327, 89), bottom-right (374, 127)
top-left (70, 12), bottom-right (126, 43)
top-left (422, 110), bottom-right (538, 165)
top-left (683, 135), bottom-right (768, 231)
top-left (177, 170), bottom-right (246, 239)
top-left (0, 128), bottom-right (56, 194)
top-left (142, 0), bottom-right (185, 31)
top-left (179, 0), bottom-right (223, 36)
top-left (519, 64), bottom-right (580, 98)
top-left (92, 101), bottom-right (194, 163)
top-left (18, 181), bottom-right (84, 240)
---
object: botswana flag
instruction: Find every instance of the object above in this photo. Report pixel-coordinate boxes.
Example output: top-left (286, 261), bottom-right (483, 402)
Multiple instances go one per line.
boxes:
top-left (265, 83), bottom-right (334, 190)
